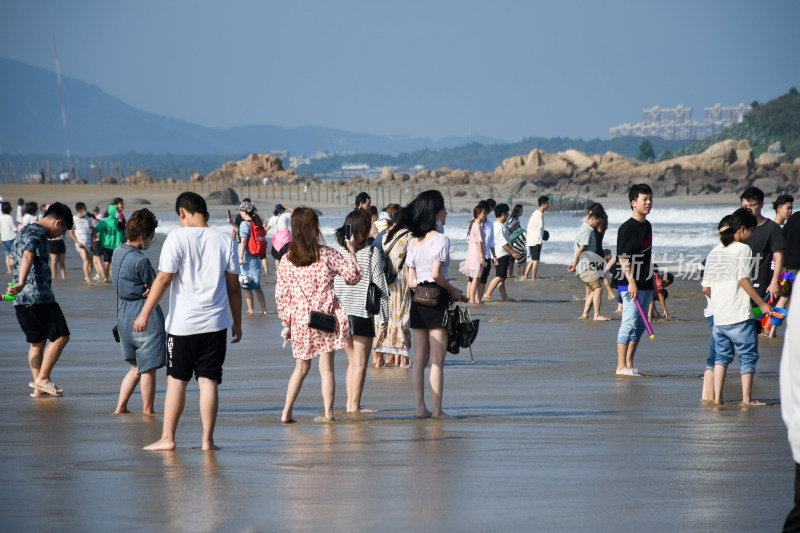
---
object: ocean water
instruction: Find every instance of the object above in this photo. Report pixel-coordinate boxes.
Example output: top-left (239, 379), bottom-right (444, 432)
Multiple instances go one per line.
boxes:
top-left (152, 205), bottom-right (757, 276)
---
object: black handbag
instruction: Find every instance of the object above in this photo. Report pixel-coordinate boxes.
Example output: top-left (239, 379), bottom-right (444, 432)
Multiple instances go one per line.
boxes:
top-left (382, 230), bottom-right (409, 285)
top-left (366, 248), bottom-right (382, 315)
top-left (292, 270), bottom-right (336, 333)
top-left (442, 305), bottom-right (480, 357)
top-left (308, 310), bottom-right (336, 333)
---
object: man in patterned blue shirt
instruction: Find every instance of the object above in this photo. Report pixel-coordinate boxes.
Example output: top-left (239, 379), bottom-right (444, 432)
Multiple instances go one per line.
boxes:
top-left (7, 203), bottom-right (73, 397)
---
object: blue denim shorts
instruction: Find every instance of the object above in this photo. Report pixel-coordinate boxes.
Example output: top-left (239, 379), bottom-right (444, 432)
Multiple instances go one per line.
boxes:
top-left (713, 319), bottom-right (759, 374)
top-left (119, 304), bottom-right (167, 374)
top-left (705, 315), bottom-right (715, 371)
top-left (616, 290), bottom-right (653, 345)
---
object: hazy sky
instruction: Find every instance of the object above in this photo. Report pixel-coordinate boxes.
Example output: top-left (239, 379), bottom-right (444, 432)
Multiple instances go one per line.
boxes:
top-left (2, 0), bottom-right (798, 142)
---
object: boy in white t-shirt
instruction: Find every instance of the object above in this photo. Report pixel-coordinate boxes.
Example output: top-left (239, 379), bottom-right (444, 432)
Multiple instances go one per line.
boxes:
top-left (701, 208), bottom-right (771, 406)
top-left (137, 192), bottom-right (242, 451)
top-left (483, 203), bottom-right (521, 302)
top-left (68, 202), bottom-right (94, 282)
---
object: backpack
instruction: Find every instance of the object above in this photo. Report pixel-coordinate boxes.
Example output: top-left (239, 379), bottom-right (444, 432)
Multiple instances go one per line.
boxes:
top-left (382, 230), bottom-right (410, 285)
top-left (247, 221), bottom-right (268, 256)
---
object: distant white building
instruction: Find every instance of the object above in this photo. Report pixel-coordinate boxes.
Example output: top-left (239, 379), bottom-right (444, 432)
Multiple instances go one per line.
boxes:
top-left (609, 103), bottom-right (750, 141)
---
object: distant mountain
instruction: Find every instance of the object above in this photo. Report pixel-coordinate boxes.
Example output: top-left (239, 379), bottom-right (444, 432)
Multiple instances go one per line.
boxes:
top-left (0, 57), bottom-right (505, 156)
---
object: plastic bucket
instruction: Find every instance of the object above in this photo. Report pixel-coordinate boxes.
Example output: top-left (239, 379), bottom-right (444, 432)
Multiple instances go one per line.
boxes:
top-left (771, 307), bottom-right (788, 327)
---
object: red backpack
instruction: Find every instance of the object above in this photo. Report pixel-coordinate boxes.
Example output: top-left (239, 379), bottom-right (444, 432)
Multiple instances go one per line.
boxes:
top-left (247, 221), bottom-right (268, 256)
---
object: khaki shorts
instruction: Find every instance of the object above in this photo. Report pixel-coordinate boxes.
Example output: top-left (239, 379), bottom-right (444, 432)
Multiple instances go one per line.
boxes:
top-left (578, 269), bottom-right (602, 291)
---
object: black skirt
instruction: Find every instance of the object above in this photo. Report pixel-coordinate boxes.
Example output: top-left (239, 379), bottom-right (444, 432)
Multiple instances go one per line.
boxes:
top-left (48, 239), bottom-right (66, 254)
top-left (349, 315), bottom-right (376, 338)
top-left (409, 283), bottom-right (448, 330)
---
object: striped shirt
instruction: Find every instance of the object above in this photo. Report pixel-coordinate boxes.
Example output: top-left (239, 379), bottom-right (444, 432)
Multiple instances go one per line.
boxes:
top-left (334, 246), bottom-right (390, 323)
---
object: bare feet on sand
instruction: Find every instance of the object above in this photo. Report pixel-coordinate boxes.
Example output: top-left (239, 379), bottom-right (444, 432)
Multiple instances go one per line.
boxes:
top-left (593, 315), bottom-right (611, 321)
top-left (143, 439), bottom-right (176, 451)
top-left (114, 408), bottom-right (131, 414)
top-left (432, 411), bottom-right (455, 419)
top-left (741, 400), bottom-right (766, 406)
top-left (201, 441), bottom-right (220, 451)
top-left (415, 409), bottom-right (432, 419)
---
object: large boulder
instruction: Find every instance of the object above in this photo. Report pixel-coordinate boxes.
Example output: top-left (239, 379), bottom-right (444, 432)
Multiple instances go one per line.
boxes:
top-left (560, 149), bottom-right (596, 174)
top-left (533, 159), bottom-right (572, 185)
top-left (206, 187), bottom-right (240, 206)
top-left (727, 161), bottom-right (751, 181)
top-left (698, 140), bottom-right (738, 174)
top-left (755, 152), bottom-right (788, 170)
top-left (498, 155), bottom-right (525, 174)
top-left (753, 177), bottom-right (779, 195)
top-left (525, 149), bottom-right (545, 168)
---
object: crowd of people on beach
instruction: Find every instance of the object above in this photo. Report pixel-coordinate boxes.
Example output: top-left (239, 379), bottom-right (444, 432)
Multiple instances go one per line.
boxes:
top-left (4, 184), bottom-right (799, 529)
top-left (3, 184), bottom-right (797, 432)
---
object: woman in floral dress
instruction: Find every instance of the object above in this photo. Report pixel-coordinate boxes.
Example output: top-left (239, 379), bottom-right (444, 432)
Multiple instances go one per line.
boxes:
top-left (373, 220), bottom-right (413, 368)
top-left (275, 208), bottom-right (361, 422)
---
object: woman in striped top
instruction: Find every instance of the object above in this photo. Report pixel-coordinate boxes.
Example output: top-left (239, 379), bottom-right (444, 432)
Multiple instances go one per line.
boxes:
top-left (334, 209), bottom-right (390, 413)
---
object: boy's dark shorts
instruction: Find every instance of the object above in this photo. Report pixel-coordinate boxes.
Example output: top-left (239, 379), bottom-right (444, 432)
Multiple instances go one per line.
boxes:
top-left (270, 243), bottom-right (290, 261)
top-left (167, 329), bottom-right (227, 383)
top-left (15, 302), bottom-right (71, 343)
top-left (469, 262), bottom-right (492, 284)
top-left (494, 255), bottom-right (512, 280)
top-left (102, 248), bottom-right (114, 263)
top-left (528, 244), bottom-right (542, 261)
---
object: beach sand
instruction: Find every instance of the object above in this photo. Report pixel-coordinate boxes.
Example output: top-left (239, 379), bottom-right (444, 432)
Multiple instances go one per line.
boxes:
top-left (0, 182), bottom-right (749, 213)
top-left (0, 184), bottom-right (792, 531)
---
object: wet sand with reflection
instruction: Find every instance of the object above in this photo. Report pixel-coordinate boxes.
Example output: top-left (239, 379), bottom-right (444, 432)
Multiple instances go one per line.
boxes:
top-left (0, 259), bottom-right (792, 531)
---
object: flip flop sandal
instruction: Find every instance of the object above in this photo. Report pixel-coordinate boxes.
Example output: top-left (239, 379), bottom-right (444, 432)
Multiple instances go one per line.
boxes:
top-left (29, 381), bottom-right (63, 397)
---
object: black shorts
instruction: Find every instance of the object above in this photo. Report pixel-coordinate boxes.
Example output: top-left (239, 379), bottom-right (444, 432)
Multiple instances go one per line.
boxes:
top-left (348, 315), bottom-right (376, 338)
top-left (271, 242), bottom-right (290, 261)
top-left (102, 248), bottom-right (114, 263)
top-left (48, 240), bottom-right (66, 254)
top-left (494, 255), bottom-right (512, 280)
top-left (93, 240), bottom-right (103, 256)
top-left (471, 262), bottom-right (491, 284)
top-left (166, 329), bottom-right (227, 383)
top-left (529, 244), bottom-right (542, 261)
top-left (15, 302), bottom-right (71, 343)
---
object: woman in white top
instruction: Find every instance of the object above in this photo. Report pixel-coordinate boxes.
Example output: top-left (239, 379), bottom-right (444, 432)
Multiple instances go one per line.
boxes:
top-left (402, 190), bottom-right (467, 419)
top-left (1, 201), bottom-right (17, 274)
top-left (19, 201), bottom-right (38, 229)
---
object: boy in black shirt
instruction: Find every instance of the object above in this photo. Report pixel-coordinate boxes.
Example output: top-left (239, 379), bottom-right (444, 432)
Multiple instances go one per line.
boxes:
top-left (615, 184), bottom-right (653, 376)
top-left (740, 187), bottom-right (784, 304)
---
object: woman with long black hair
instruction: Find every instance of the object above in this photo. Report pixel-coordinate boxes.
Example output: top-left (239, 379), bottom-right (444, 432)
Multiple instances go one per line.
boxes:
top-left (401, 190), bottom-right (467, 419)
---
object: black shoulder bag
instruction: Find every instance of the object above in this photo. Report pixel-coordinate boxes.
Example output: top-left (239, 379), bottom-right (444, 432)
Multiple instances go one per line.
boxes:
top-left (291, 268), bottom-right (336, 333)
top-left (366, 247), bottom-right (382, 315)
top-left (382, 230), bottom-right (410, 285)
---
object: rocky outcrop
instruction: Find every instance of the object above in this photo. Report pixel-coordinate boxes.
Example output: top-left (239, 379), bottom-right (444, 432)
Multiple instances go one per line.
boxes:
top-left (122, 172), bottom-right (156, 185)
top-left (206, 153), bottom-right (314, 185)
top-left (361, 139), bottom-right (799, 204)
